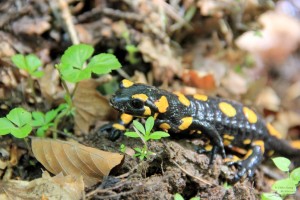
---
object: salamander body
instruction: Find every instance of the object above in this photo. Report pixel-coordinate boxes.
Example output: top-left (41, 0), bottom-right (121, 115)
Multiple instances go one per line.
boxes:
top-left (101, 79), bottom-right (300, 182)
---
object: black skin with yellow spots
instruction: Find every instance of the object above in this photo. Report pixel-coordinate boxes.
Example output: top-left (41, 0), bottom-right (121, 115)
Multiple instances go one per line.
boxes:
top-left (100, 80), bottom-right (300, 183)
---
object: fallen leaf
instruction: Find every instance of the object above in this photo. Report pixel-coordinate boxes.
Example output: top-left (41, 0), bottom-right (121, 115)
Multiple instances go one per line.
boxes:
top-left (236, 11), bottom-right (300, 65)
top-left (31, 138), bottom-right (124, 187)
top-left (255, 87), bottom-right (281, 111)
top-left (12, 16), bottom-right (51, 35)
top-left (138, 36), bottom-right (182, 82)
top-left (73, 79), bottom-right (118, 134)
top-left (221, 71), bottom-right (247, 95)
top-left (182, 70), bottom-right (216, 90)
top-left (0, 171), bottom-right (84, 200)
top-left (39, 64), bottom-right (61, 102)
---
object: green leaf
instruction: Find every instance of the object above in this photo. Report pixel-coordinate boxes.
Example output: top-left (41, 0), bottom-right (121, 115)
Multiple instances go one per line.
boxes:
top-left (61, 44), bottom-right (94, 70)
top-left (190, 197), bottom-right (200, 200)
top-left (125, 131), bottom-right (140, 138)
top-left (45, 110), bottom-right (58, 124)
top-left (290, 167), bottom-right (300, 184)
top-left (134, 147), bottom-right (143, 153)
top-left (261, 193), bottom-right (282, 200)
top-left (133, 120), bottom-right (145, 135)
top-left (174, 193), bottom-right (184, 200)
top-left (11, 54), bottom-right (27, 70)
top-left (0, 118), bottom-right (15, 135)
top-left (272, 178), bottom-right (296, 195)
top-left (88, 53), bottom-right (121, 74)
top-left (149, 131), bottom-right (170, 140)
top-left (31, 111), bottom-right (45, 127)
top-left (25, 54), bottom-right (42, 73)
top-left (6, 108), bottom-right (32, 127)
top-left (125, 45), bottom-right (138, 53)
top-left (31, 70), bottom-right (44, 78)
top-left (272, 157), bottom-right (291, 172)
top-left (10, 124), bottom-right (32, 138)
top-left (59, 64), bottom-right (91, 83)
top-left (145, 117), bottom-right (154, 134)
top-left (36, 126), bottom-right (49, 137)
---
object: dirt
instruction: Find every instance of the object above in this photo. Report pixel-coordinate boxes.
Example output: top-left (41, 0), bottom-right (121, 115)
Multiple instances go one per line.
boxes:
top-left (86, 132), bottom-right (261, 199)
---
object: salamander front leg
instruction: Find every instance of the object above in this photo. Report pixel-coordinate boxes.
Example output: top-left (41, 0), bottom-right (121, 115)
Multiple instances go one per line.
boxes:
top-left (192, 120), bottom-right (226, 164)
top-left (230, 140), bottom-right (264, 183)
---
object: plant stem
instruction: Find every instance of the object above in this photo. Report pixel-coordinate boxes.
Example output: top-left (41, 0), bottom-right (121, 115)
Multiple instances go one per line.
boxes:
top-left (28, 76), bottom-right (37, 104)
top-left (52, 109), bottom-right (68, 139)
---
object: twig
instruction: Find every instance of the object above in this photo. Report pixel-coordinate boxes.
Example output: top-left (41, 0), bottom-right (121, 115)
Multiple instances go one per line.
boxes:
top-left (51, 0), bottom-right (80, 44)
top-left (77, 7), bottom-right (143, 23)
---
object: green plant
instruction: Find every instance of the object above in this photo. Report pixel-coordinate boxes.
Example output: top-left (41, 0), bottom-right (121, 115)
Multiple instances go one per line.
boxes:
top-left (0, 108), bottom-right (32, 138)
top-left (261, 157), bottom-right (300, 200)
top-left (3, 44), bottom-right (121, 139)
top-left (174, 193), bottom-right (200, 200)
top-left (11, 54), bottom-right (44, 101)
top-left (124, 116), bottom-right (170, 160)
top-left (125, 44), bottom-right (139, 64)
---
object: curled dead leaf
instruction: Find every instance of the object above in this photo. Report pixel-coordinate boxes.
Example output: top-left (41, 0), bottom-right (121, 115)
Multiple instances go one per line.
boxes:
top-left (0, 171), bottom-right (84, 200)
top-left (73, 79), bottom-right (118, 134)
top-left (31, 138), bottom-right (124, 187)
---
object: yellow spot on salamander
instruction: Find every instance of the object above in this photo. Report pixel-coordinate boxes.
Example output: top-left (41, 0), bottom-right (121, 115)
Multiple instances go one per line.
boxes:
top-left (132, 93), bottom-right (148, 102)
top-left (243, 139), bottom-right (251, 145)
top-left (243, 107), bottom-right (258, 124)
top-left (121, 79), bottom-right (134, 88)
top-left (219, 102), bottom-right (236, 117)
top-left (193, 94), bottom-right (208, 101)
top-left (244, 149), bottom-right (253, 159)
top-left (253, 140), bottom-right (265, 153)
top-left (120, 113), bottom-right (133, 125)
top-left (159, 123), bottom-right (171, 130)
top-left (223, 134), bottom-right (234, 140)
top-left (155, 96), bottom-right (169, 113)
top-left (266, 123), bottom-right (282, 139)
top-left (112, 123), bottom-right (125, 131)
top-left (267, 150), bottom-right (275, 156)
top-left (290, 140), bottom-right (300, 150)
top-left (143, 106), bottom-right (151, 116)
top-left (224, 155), bottom-right (241, 163)
top-left (173, 92), bottom-right (190, 106)
top-left (205, 145), bottom-right (213, 151)
top-left (178, 117), bottom-right (193, 130)
top-left (223, 140), bottom-right (231, 146)
top-left (154, 113), bottom-right (159, 119)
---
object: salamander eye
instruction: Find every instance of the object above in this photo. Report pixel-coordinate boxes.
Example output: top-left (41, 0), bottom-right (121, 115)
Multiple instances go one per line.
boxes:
top-left (130, 99), bottom-right (144, 109)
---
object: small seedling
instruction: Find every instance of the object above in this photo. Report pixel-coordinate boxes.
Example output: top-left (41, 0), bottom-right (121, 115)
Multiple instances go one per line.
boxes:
top-left (0, 108), bottom-right (32, 138)
top-left (11, 54), bottom-right (44, 101)
top-left (11, 54), bottom-right (44, 78)
top-left (124, 116), bottom-right (169, 160)
top-left (7, 44), bottom-right (121, 139)
top-left (125, 44), bottom-right (139, 64)
top-left (261, 157), bottom-right (300, 200)
top-left (174, 193), bottom-right (200, 200)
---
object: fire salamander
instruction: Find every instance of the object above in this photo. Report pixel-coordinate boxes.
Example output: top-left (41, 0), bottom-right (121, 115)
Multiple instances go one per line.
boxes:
top-left (100, 79), bottom-right (300, 182)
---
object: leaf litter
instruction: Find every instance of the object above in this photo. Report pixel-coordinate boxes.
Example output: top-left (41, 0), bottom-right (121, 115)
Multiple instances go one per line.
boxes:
top-left (1, 0), bottom-right (300, 199)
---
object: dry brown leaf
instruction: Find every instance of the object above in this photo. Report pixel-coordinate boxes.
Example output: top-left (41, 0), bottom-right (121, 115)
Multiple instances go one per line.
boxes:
top-left (138, 36), bottom-right (182, 82)
top-left (39, 64), bottom-right (62, 102)
top-left (73, 79), bottom-right (118, 134)
top-left (255, 87), bottom-right (281, 111)
top-left (221, 71), bottom-right (247, 95)
top-left (0, 171), bottom-right (84, 200)
top-left (12, 16), bottom-right (51, 35)
top-left (31, 138), bottom-right (124, 187)
top-left (236, 11), bottom-right (300, 65)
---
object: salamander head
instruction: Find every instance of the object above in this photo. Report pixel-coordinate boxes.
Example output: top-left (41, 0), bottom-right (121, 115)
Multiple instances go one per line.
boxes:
top-left (110, 79), bottom-right (168, 117)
